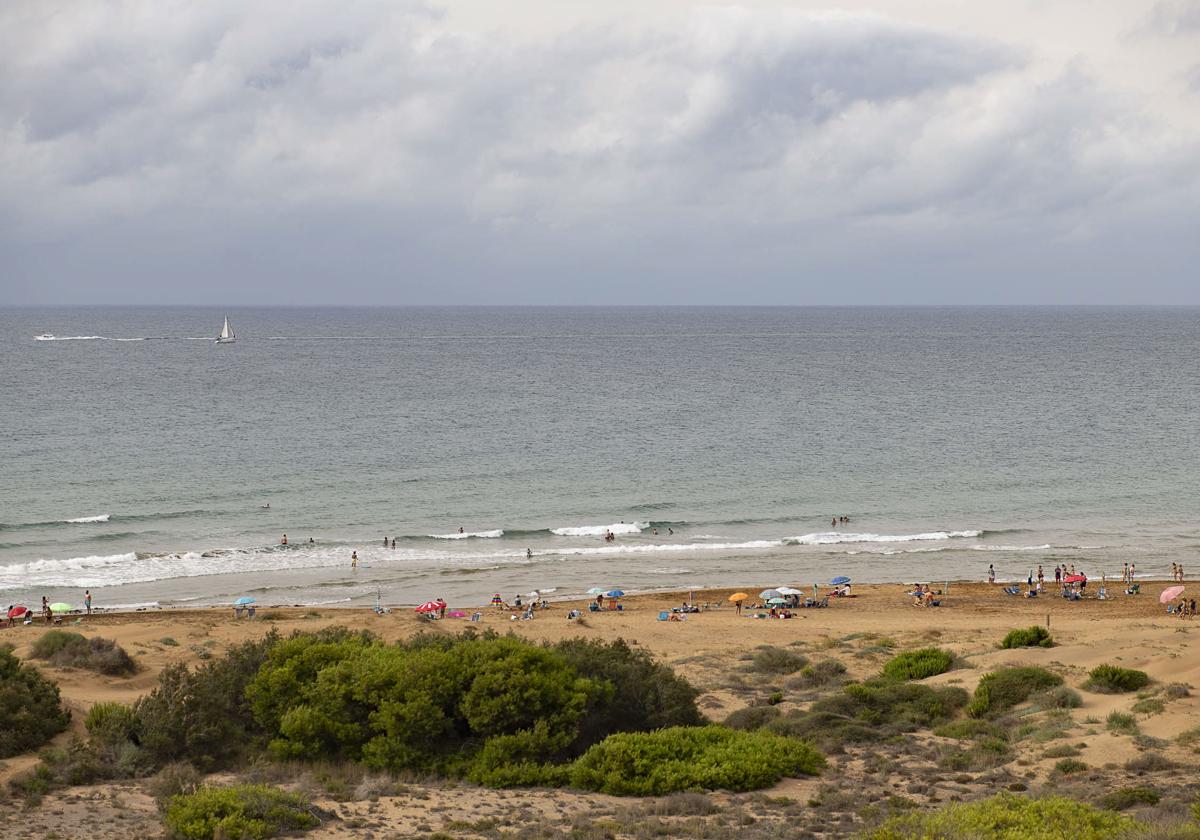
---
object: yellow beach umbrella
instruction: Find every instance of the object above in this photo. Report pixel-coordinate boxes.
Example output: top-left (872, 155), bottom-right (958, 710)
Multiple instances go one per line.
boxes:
top-left (728, 592), bottom-right (749, 602)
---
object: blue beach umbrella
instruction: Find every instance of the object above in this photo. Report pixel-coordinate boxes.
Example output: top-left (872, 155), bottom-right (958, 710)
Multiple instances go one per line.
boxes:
top-left (605, 590), bottom-right (625, 598)
top-left (234, 597), bottom-right (256, 606)
top-left (830, 576), bottom-right (852, 586)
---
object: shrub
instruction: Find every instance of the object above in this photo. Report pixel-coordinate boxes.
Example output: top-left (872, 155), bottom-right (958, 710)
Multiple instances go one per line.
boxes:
top-left (85, 702), bottom-right (138, 745)
top-left (0, 644), bottom-right (71, 757)
top-left (787, 659), bottom-right (848, 690)
top-left (137, 631), bottom-right (282, 770)
top-left (1032, 686), bottom-right (1083, 709)
top-left (568, 726), bottom-right (824, 795)
top-left (1177, 726), bottom-right (1200, 746)
top-left (1131, 697), bottom-right (1165, 715)
top-left (1084, 665), bottom-right (1150, 694)
top-left (152, 762), bottom-right (203, 808)
top-left (1125, 753), bottom-right (1175, 774)
top-left (863, 793), bottom-right (1134, 840)
top-left (1042, 744), bottom-right (1080, 758)
top-left (1053, 758), bottom-right (1088, 775)
top-left (30, 632), bottom-right (138, 676)
top-left (1105, 712), bottom-right (1138, 735)
top-left (1098, 787), bottom-right (1160, 811)
top-left (881, 648), bottom-right (954, 682)
top-left (747, 646), bottom-right (808, 675)
top-left (553, 637), bottom-right (703, 748)
top-left (967, 667), bottom-right (1062, 718)
top-left (723, 705), bottom-right (782, 731)
top-left (1000, 626), bottom-right (1054, 649)
top-left (1163, 682), bottom-right (1191, 699)
top-left (164, 784), bottom-right (320, 839)
top-left (933, 719), bottom-right (1008, 742)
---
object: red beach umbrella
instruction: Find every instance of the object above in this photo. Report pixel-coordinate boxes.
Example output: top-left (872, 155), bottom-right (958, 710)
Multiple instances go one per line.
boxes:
top-left (7, 605), bottom-right (28, 619)
top-left (1160, 585), bottom-right (1185, 604)
top-left (1064, 574), bottom-right (1086, 584)
top-left (415, 601), bottom-right (441, 613)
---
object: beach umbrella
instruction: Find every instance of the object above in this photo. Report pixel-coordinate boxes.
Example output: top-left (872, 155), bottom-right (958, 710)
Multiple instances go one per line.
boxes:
top-left (7, 605), bottom-right (28, 619)
top-left (727, 592), bottom-right (749, 602)
top-left (759, 589), bottom-right (782, 600)
top-left (830, 576), bottom-right (852, 586)
top-left (587, 587), bottom-right (608, 595)
top-left (1064, 574), bottom-right (1086, 584)
top-left (49, 602), bottom-right (72, 613)
top-left (415, 601), bottom-right (442, 613)
top-left (605, 589), bottom-right (625, 598)
top-left (1160, 585), bottom-right (1185, 604)
top-left (491, 594), bottom-right (503, 605)
top-left (776, 587), bottom-right (803, 596)
top-left (234, 597), bottom-right (256, 606)
top-left (766, 597), bottom-right (788, 605)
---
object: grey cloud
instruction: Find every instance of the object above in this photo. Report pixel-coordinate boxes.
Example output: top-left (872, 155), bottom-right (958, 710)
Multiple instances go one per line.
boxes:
top-left (1137, 0), bottom-right (1200, 35)
top-left (0, 2), bottom-right (1198, 304)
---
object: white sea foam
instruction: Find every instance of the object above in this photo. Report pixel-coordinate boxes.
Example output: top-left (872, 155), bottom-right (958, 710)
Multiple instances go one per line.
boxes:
top-left (551, 521), bottom-right (647, 537)
top-left (65, 514), bottom-right (111, 523)
top-left (428, 529), bottom-right (504, 539)
top-left (784, 530), bottom-right (982, 546)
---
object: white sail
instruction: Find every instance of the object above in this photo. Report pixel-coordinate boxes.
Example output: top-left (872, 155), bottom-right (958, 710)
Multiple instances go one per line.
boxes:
top-left (216, 315), bottom-right (236, 343)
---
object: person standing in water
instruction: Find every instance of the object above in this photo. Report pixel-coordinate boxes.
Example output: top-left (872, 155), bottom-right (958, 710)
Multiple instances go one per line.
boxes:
top-left (351, 551), bottom-right (358, 569)
top-left (280, 534), bottom-right (288, 545)
top-left (458, 526), bottom-right (464, 534)
top-left (987, 564), bottom-right (995, 584)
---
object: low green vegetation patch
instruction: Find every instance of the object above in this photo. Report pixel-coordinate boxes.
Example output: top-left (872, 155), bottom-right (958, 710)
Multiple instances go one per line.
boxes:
top-left (863, 792), bottom-right (1135, 840)
top-left (1084, 665), bottom-right (1150, 694)
top-left (1000, 626), bottom-right (1054, 649)
top-left (568, 726), bottom-right (824, 796)
top-left (747, 646), bottom-right (809, 674)
top-left (1098, 786), bottom-right (1160, 811)
top-left (723, 705), bottom-right (782, 731)
top-left (770, 679), bottom-right (967, 752)
top-left (164, 784), bottom-right (320, 840)
top-left (0, 644), bottom-right (71, 758)
top-left (933, 719), bottom-right (1008, 742)
top-left (1053, 758), bottom-right (1088, 776)
top-left (967, 667), bottom-right (1062, 718)
top-left (1106, 711), bottom-right (1138, 735)
top-left (881, 648), bottom-right (954, 682)
top-left (787, 659), bottom-right (848, 690)
top-left (29, 631), bottom-right (138, 676)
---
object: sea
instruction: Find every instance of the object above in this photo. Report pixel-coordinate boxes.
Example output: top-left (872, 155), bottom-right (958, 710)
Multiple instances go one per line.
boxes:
top-left (2, 306), bottom-right (1198, 612)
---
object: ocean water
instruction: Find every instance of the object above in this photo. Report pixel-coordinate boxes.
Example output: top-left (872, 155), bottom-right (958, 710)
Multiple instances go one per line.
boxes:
top-left (2, 306), bottom-right (1198, 611)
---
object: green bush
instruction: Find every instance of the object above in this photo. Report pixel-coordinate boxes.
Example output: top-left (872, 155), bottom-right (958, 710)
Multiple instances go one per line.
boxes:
top-left (1098, 786), bottom-right (1160, 811)
top-left (933, 719), bottom-right (1008, 742)
top-left (747, 646), bottom-right (808, 674)
top-left (863, 793), bottom-right (1134, 839)
top-left (1106, 711), bottom-right (1138, 735)
top-left (1033, 685), bottom-right (1083, 709)
top-left (137, 631), bottom-right (282, 770)
top-left (0, 644), bottom-right (71, 758)
top-left (85, 702), bottom-right (138, 745)
top-left (882, 648), bottom-right (954, 681)
top-left (1000, 626), bottom-right (1054, 649)
top-left (788, 659), bottom-right (848, 689)
top-left (1054, 758), bottom-right (1088, 775)
top-left (164, 784), bottom-right (319, 839)
top-left (967, 667), bottom-right (1062, 718)
top-left (1084, 665), bottom-right (1150, 694)
top-left (723, 705), bottom-right (782, 731)
top-left (552, 637), bottom-right (703, 748)
top-left (568, 726), bottom-right (824, 795)
top-left (29, 631), bottom-right (138, 676)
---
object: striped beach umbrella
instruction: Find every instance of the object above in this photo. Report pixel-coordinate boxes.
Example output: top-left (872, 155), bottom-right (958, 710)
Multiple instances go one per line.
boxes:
top-left (415, 601), bottom-right (442, 613)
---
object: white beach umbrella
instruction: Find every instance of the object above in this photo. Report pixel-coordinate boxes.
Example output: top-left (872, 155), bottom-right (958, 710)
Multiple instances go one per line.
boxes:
top-left (776, 587), bottom-right (803, 596)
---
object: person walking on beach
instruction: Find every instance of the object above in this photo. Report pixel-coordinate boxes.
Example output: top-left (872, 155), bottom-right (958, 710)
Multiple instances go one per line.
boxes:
top-left (1122, 562), bottom-right (1129, 584)
top-left (84, 590), bottom-right (92, 615)
top-left (41, 596), bottom-right (50, 624)
top-left (734, 598), bottom-right (743, 615)
top-left (1037, 566), bottom-right (1044, 585)
top-left (987, 564), bottom-right (995, 584)
top-left (1130, 563), bottom-right (1136, 582)
top-left (351, 551), bottom-right (358, 569)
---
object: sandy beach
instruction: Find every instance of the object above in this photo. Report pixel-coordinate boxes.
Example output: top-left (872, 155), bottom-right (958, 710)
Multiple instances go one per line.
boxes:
top-left (3, 579), bottom-right (1199, 837)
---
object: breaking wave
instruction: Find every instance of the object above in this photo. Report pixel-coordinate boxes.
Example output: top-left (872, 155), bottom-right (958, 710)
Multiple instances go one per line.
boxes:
top-left (428, 530), bottom-right (504, 539)
top-left (783, 530), bottom-right (983, 545)
top-left (551, 521), bottom-right (647, 537)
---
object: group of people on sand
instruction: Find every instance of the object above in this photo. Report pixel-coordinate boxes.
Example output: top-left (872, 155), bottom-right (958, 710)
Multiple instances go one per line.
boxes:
top-left (908, 584), bottom-right (939, 607)
top-left (1174, 596), bottom-right (1198, 618)
top-left (5, 591), bottom-right (93, 628)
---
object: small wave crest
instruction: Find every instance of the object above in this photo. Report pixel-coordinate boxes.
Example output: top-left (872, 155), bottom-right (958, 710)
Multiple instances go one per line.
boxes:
top-left (551, 521), bottom-right (647, 537)
top-left (428, 530), bottom-right (504, 540)
top-left (783, 530), bottom-right (982, 546)
top-left (66, 514), bottom-right (111, 524)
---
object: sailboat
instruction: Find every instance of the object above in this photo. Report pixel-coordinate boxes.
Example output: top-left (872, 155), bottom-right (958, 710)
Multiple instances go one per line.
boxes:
top-left (215, 315), bottom-right (236, 344)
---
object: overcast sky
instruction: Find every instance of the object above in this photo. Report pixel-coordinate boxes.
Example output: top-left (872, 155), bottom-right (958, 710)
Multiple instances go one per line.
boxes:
top-left (2, 0), bottom-right (1199, 305)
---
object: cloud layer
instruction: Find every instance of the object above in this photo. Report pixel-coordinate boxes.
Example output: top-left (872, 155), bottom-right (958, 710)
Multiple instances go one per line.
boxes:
top-left (2, 1), bottom-right (1199, 303)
